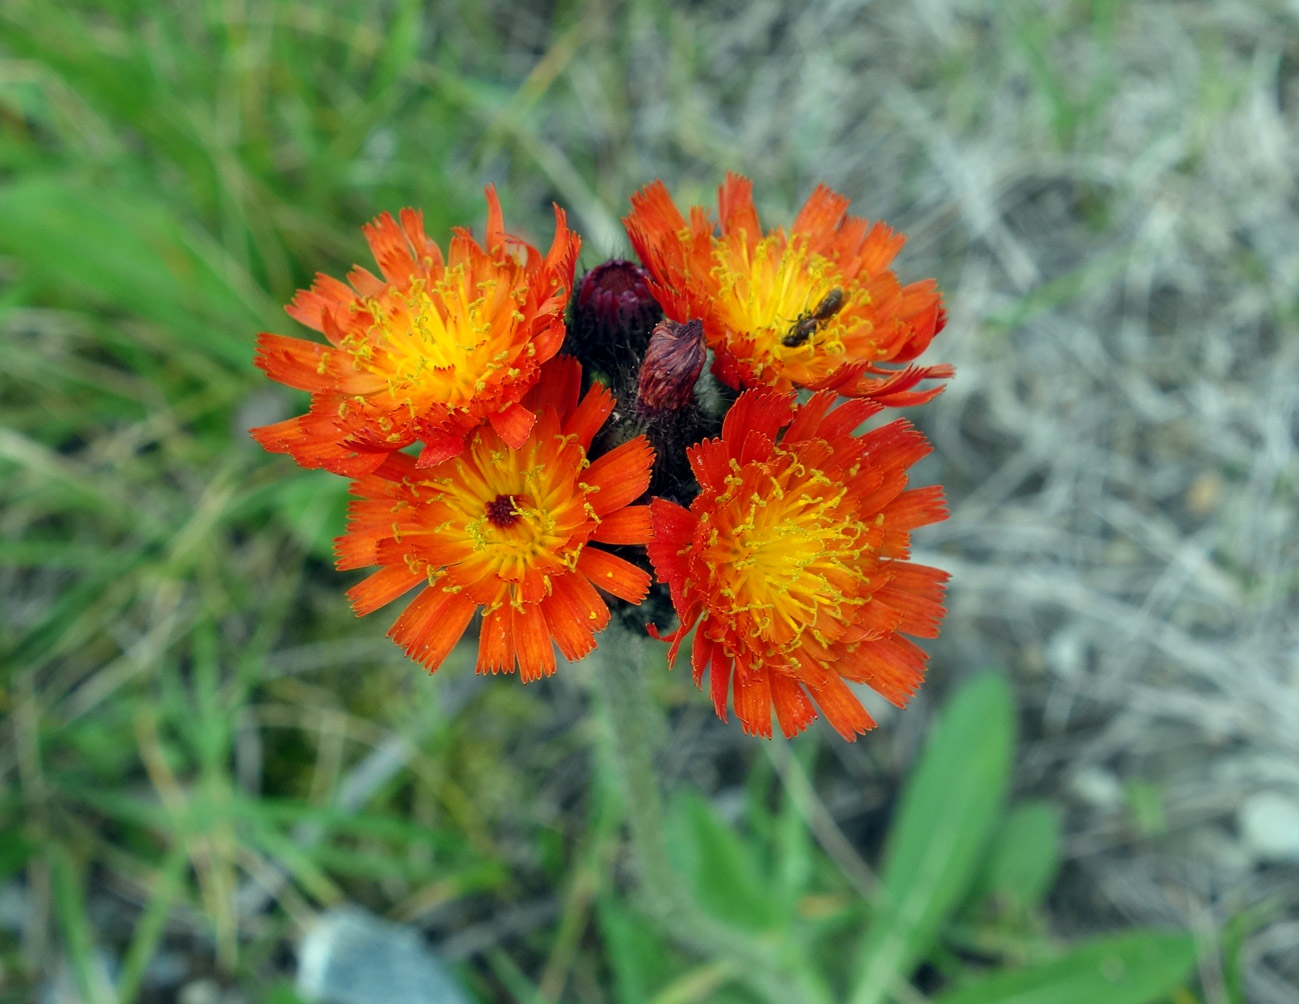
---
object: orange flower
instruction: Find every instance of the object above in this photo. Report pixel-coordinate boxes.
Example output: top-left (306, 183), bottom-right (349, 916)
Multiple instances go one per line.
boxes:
top-left (624, 173), bottom-right (951, 406)
top-left (647, 389), bottom-right (948, 740)
top-left (252, 187), bottom-right (581, 476)
top-left (335, 357), bottom-right (654, 681)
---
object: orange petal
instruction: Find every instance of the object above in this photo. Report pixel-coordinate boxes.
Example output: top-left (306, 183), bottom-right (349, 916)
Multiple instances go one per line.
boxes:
top-left (870, 563), bottom-right (949, 639)
top-left (488, 402), bottom-right (536, 450)
top-left (399, 207), bottom-right (444, 273)
top-left (541, 203), bottom-right (580, 275)
top-left (690, 626), bottom-right (714, 688)
top-left (563, 381), bottom-right (615, 450)
top-left (807, 674), bottom-right (876, 741)
top-left (524, 354), bottom-right (583, 420)
top-left (781, 391), bottom-right (837, 444)
top-left (846, 364), bottom-right (953, 407)
top-left (346, 264), bottom-right (385, 297)
top-left (416, 427), bottom-right (468, 468)
top-left (483, 184), bottom-right (505, 250)
top-left (347, 565), bottom-right (424, 616)
top-left (552, 572), bottom-right (610, 633)
top-left (334, 530), bottom-right (379, 572)
top-left (591, 506), bottom-right (653, 545)
top-left (717, 172), bottom-right (761, 243)
top-left (791, 182), bottom-right (851, 240)
top-left (708, 637), bottom-right (732, 721)
top-left (362, 211), bottom-right (418, 285)
top-left (731, 666), bottom-right (773, 738)
top-left (817, 397), bottom-right (885, 443)
top-left (737, 429), bottom-right (776, 468)
top-left (511, 603), bottom-right (557, 683)
top-left (286, 273), bottom-right (356, 337)
top-left (250, 414), bottom-right (388, 477)
top-left (880, 486), bottom-right (948, 558)
top-left (540, 582), bottom-right (600, 663)
top-left (625, 180), bottom-right (688, 239)
top-left (476, 605), bottom-right (514, 675)
top-left (646, 498), bottom-right (695, 596)
top-left (769, 672), bottom-right (818, 739)
top-left (254, 332), bottom-right (377, 394)
top-left (684, 438), bottom-right (729, 493)
top-left (583, 438), bottom-right (654, 515)
top-left (720, 388), bottom-right (795, 452)
top-left (577, 548), bottom-right (651, 604)
top-left (388, 586), bottom-right (477, 673)
top-left (857, 220), bottom-right (907, 274)
top-left (840, 634), bottom-right (928, 708)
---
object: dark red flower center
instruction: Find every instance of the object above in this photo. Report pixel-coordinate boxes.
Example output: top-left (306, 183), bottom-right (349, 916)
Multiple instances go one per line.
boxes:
top-left (486, 494), bottom-right (520, 528)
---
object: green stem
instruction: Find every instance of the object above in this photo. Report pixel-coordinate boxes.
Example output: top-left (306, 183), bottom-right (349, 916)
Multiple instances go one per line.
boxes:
top-left (591, 626), bottom-right (816, 1004)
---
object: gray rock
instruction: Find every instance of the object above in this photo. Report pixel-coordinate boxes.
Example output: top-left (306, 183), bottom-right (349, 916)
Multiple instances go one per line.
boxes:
top-left (1239, 792), bottom-right (1299, 864)
top-left (1067, 766), bottom-right (1124, 812)
top-left (178, 979), bottom-right (247, 1004)
top-left (297, 906), bottom-right (472, 1004)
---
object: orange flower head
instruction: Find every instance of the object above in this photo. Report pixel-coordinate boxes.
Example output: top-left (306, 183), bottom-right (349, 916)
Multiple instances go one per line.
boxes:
top-left (624, 172), bottom-right (952, 407)
top-left (647, 389), bottom-right (949, 740)
top-left (335, 356), bottom-right (655, 681)
top-left (252, 187), bottom-right (581, 475)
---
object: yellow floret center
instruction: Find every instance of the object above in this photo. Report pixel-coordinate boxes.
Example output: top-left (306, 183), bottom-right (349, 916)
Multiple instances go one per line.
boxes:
top-left (424, 425), bottom-right (600, 608)
top-left (708, 235), bottom-right (867, 382)
top-left (701, 449), bottom-right (871, 660)
top-left (348, 262), bottom-right (533, 411)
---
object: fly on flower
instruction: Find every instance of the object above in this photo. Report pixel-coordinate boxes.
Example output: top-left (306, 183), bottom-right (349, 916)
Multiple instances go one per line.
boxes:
top-left (623, 172), bottom-right (952, 406)
top-left (646, 388), bottom-right (949, 741)
top-left (252, 187), bottom-right (581, 475)
top-left (335, 357), bottom-right (655, 681)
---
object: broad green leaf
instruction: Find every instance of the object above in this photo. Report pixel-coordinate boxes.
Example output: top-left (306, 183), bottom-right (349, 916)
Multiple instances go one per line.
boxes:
top-left (275, 470), bottom-right (353, 561)
top-left (666, 790), bottom-right (782, 933)
top-left (598, 897), bottom-right (674, 1004)
top-left (850, 673), bottom-right (1016, 1004)
top-left (976, 800), bottom-right (1063, 912)
top-left (0, 828), bottom-right (35, 885)
top-left (930, 929), bottom-right (1197, 1004)
top-left (261, 984), bottom-right (310, 1004)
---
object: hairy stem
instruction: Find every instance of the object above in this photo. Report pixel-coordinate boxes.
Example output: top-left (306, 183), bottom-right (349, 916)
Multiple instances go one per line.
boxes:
top-left (591, 626), bottom-right (821, 1004)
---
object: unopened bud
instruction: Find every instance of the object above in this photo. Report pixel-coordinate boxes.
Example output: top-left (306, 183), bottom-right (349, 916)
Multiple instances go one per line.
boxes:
top-left (637, 319), bottom-right (706, 417)
top-left (567, 259), bottom-right (663, 375)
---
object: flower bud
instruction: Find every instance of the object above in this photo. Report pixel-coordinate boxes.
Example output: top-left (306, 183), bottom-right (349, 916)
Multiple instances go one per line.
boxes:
top-left (636, 319), bottom-right (706, 418)
top-left (566, 259), bottom-right (663, 376)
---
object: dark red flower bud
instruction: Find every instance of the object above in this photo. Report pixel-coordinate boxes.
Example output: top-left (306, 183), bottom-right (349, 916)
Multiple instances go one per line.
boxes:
top-left (637, 319), bottom-right (706, 418)
top-left (566, 259), bottom-right (663, 376)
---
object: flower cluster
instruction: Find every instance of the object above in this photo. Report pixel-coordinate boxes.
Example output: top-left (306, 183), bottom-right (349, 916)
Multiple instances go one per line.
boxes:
top-left (254, 177), bottom-right (951, 740)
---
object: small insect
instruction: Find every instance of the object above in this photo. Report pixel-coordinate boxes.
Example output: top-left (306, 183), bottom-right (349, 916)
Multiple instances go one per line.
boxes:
top-left (781, 287), bottom-right (845, 348)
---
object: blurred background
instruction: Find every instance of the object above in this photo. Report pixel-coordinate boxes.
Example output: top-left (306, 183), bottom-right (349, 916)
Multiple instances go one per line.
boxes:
top-left (2, 1), bottom-right (1297, 1002)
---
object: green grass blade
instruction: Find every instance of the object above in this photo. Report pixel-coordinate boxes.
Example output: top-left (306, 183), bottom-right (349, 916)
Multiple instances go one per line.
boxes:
top-left (49, 842), bottom-right (110, 1004)
top-left (115, 844), bottom-right (190, 1004)
top-left (929, 929), bottom-right (1198, 1004)
top-left (0, 175), bottom-right (266, 370)
top-left (850, 673), bottom-right (1016, 1004)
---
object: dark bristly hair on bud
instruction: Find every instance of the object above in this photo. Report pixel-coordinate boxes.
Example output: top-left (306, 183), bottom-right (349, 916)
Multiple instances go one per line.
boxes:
top-left (565, 259), bottom-right (663, 379)
top-left (637, 319), bottom-right (706, 418)
top-left (567, 263), bottom-right (723, 633)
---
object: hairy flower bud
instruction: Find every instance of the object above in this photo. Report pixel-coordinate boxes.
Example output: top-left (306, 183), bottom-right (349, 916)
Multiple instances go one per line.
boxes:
top-left (566, 259), bottom-right (663, 377)
top-left (637, 319), bottom-right (706, 418)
